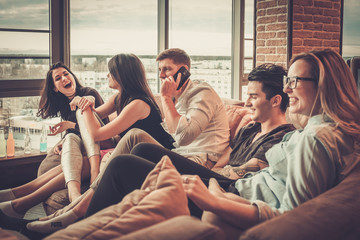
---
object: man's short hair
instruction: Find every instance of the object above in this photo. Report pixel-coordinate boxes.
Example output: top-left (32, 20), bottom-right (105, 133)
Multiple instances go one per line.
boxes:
top-left (248, 64), bottom-right (289, 112)
top-left (156, 48), bottom-right (191, 69)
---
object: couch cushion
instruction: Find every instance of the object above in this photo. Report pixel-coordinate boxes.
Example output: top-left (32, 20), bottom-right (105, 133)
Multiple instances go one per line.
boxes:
top-left (46, 155), bottom-right (190, 239)
top-left (118, 216), bottom-right (225, 240)
top-left (239, 163), bottom-right (360, 240)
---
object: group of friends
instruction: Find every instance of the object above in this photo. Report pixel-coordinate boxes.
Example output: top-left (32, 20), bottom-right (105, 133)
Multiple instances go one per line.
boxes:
top-left (0, 48), bottom-right (359, 238)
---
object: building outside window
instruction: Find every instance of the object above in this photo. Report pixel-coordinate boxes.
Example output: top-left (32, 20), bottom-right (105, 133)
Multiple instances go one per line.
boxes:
top-left (0, 0), bottom-right (60, 155)
top-left (70, 0), bottom-right (158, 101)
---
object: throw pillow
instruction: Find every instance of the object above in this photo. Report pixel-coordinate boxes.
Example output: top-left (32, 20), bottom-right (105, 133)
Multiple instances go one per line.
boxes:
top-left (46, 155), bottom-right (190, 239)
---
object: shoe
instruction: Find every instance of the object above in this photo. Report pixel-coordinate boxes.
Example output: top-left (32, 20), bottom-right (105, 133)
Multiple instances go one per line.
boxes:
top-left (0, 209), bottom-right (37, 231)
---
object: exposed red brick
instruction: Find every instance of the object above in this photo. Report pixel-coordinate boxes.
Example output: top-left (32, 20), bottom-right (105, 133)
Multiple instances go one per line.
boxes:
top-left (277, 47), bottom-right (287, 54)
top-left (293, 22), bottom-right (303, 30)
top-left (266, 39), bottom-right (287, 46)
top-left (293, 30), bottom-right (314, 38)
top-left (314, 1), bottom-right (333, 8)
top-left (292, 46), bottom-right (316, 55)
top-left (257, 9), bottom-right (266, 16)
top-left (293, 5), bottom-right (304, 14)
top-left (256, 47), bottom-right (277, 54)
top-left (324, 9), bottom-right (340, 17)
top-left (313, 16), bottom-right (332, 24)
top-left (266, 23), bottom-right (287, 31)
top-left (324, 40), bottom-right (339, 47)
top-left (332, 32), bottom-right (340, 40)
top-left (304, 39), bottom-right (323, 46)
top-left (323, 24), bottom-right (340, 32)
top-left (258, 32), bottom-right (277, 39)
top-left (293, 14), bottom-right (313, 22)
top-left (303, 22), bottom-right (323, 31)
top-left (304, 7), bottom-right (323, 15)
top-left (278, 0), bottom-right (288, 6)
top-left (256, 40), bottom-right (266, 46)
top-left (257, 0), bottom-right (277, 9)
top-left (256, 55), bottom-right (266, 62)
top-left (332, 17), bottom-right (340, 24)
top-left (313, 31), bottom-right (333, 40)
top-left (267, 7), bottom-right (287, 15)
top-left (277, 31), bottom-right (287, 38)
top-left (333, 2), bottom-right (340, 10)
top-left (257, 16), bottom-right (278, 24)
top-left (278, 14), bottom-right (287, 22)
top-left (292, 38), bottom-right (303, 46)
top-left (265, 54), bottom-right (287, 62)
top-left (293, 0), bottom-right (314, 7)
top-left (257, 25), bottom-right (266, 32)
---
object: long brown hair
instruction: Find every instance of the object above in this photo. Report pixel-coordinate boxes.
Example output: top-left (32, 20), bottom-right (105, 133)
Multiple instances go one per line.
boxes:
top-left (290, 49), bottom-right (360, 140)
top-left (108, 54), bottom-right (158, 113)
top-left (37, 62), bottom-right (83, 119)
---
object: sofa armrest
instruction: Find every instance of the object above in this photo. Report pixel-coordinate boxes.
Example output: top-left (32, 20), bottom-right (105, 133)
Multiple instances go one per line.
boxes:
top-left (239, 163), bottom-right (360, 240)
top-left (116, 216), bottom-right (225, 240)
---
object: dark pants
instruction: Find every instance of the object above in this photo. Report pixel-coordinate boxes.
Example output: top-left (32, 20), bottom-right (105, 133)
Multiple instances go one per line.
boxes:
top-left (85, 143), bottom-right (233, 218)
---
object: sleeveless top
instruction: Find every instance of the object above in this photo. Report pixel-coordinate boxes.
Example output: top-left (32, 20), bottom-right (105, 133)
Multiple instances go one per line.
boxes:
top-left (115, 95), bottom-right (174, 150)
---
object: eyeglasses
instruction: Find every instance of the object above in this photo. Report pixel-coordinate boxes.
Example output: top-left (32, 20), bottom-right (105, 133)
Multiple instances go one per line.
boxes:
top-left (283, 76), bottom-right (315, 89)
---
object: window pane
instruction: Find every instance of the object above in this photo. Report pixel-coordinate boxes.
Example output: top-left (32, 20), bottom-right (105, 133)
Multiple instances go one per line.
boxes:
top-left (70, 0), bottom-right (158, 100)
top-left (0, 97), bottom-right (61, 155)
top-left (343, 0), bottom-right (360, 57)
top-left (0, 0), bottom-right (49, 30)
top-left (0, 32), bottom-right (49, 55)
top-left (169, 0), bottom-right (232, 98)
top-left (244, 0), bottom-right (254, 38)
top-left (0, 59), bottom-right (49, 80)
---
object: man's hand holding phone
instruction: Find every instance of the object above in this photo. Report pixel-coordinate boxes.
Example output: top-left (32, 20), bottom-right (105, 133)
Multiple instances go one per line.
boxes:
top-left (160, 77), bottom-right (178, 98)
top-left (161, 66), bottom-right (191, 98)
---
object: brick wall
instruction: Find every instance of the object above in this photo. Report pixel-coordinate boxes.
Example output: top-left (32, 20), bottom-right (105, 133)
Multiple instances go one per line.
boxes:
top-left (255, 0), bottom-right (342, 67)
top-left (256, 0), bottom-right (289, 67)
top-left (292, 0), bottom-right (342, 56)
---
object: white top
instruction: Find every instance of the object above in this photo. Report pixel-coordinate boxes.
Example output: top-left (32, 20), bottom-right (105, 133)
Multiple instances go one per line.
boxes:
top-left (163, 80), bottom-right (230, 164)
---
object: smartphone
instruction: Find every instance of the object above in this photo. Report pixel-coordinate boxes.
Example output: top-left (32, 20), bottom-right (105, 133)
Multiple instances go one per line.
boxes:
top-left (173, 66), bottom-right (191, 90)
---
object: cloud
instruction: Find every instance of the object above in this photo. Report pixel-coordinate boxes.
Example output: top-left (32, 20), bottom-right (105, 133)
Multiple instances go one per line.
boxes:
top-left (0, 0), bottom-right (48, 29)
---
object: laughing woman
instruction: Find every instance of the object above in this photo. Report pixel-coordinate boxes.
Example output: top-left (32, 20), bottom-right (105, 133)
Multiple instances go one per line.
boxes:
top-left (0, 62), bottom-right (108, 221)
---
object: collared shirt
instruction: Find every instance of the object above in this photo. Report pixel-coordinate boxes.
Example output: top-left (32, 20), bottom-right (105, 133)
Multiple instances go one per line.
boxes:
top-left (163, 80), bottom-right (230, 165)
top-left (233, 114), bottom-right (360, 221)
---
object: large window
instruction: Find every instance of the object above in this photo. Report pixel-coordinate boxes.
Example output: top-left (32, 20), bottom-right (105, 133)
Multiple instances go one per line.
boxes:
top-left (169, 0), bottom-right (232, 98)
top-left (342, 0), bottom-right (360, 58)
top-left (70, 0), bottom-right (158, 101)
top-left (0, 0), bottom-right (255, 157)
top-left (69, 0), bottom-right (254, 100)
top-left (0, 0), bottom-right (60, 155)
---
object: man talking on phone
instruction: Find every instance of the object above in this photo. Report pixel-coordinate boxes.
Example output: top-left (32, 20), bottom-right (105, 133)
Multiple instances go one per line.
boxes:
top-left (156, 48), bottom-right (229, 168)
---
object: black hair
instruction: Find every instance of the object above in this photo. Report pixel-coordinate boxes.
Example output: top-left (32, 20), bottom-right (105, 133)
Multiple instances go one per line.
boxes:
top-left (248, 63), bottom-right (289, 112)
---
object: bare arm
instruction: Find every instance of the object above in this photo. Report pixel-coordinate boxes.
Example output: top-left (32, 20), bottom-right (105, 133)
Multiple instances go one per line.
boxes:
top-left (82, 99), bottom-right (150, 141)
top-left (213, 158), bottom-right (268, 180)
top-left (212, 146), bottom-right (232, 169)
top-left (182, 175), bottom-right (259, 229)
top-left (160, 77), bottom-right (182, 133)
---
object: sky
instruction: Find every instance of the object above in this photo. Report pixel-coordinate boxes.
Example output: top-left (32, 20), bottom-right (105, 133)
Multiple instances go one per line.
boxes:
top-left (0, 0), bottom-right (358, 57)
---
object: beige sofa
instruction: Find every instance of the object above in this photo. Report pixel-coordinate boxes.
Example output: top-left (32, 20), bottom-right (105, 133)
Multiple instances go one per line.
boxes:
top-left (37, 97), bottom-right (251, 215)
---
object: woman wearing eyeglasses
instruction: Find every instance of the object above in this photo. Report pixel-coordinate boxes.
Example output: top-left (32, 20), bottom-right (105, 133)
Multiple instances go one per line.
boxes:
top-left (178, 49), bottom-right (360, 228)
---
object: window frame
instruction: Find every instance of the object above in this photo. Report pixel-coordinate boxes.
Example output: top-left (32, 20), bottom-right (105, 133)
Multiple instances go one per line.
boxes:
top-left (1, 0), bottom-right (254, 100)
